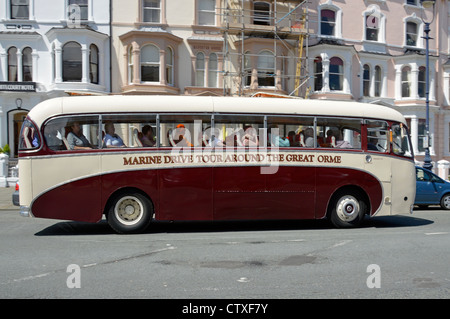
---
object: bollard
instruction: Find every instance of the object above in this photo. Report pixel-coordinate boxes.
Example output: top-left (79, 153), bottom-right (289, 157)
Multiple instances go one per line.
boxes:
top-left (0, 153), bottom-right (9, 187)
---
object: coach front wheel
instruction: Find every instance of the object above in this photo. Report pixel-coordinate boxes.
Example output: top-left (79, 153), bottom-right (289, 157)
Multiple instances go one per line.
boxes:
top-left (330, 191), bottom-right (367, 228)
top-left (107, 192), bottom-right (153, 234)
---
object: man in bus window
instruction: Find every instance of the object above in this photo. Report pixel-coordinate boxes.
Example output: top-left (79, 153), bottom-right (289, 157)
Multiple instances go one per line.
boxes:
top-left (141, 125), bottom-right (156, 147)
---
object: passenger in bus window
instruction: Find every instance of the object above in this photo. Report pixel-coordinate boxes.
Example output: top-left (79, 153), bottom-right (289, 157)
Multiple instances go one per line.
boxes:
top-left (367, 134), bottom-right (383, 152)
top-left (304, 127), bottom-right (314, 147)
top-left (242, 126), bottom-right (259, 147)
top-left (326, 129), bottom-right (352, 148)
top-left (336, 136), bottom-right (352, 148)
top-left (269, 125), bottom-right (290, 147)
top-left (104, 122), bottom-right (126, 148)
top-left (173, 124), bottom-right (193, 147)
top-left (203, 127), bottom-right (224, 148)
top-left (326, 130), bottom-right (336, 147)
top-left (287, 131), bottom-right (297, 147)
top-left (225, 128), bottom-right (243, 147)
top-left (67, 122), bottom-right (94, 150)
top-left (141, 125), bottom-right (156, 147)
top-left (45, 122), bottom-right (65, 151)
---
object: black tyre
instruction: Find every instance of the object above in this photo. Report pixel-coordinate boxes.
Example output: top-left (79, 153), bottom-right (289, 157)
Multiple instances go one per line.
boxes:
top-left (330, 190), bottom-right (367, 228)
top-left (107, 192), bottom-right (153, 234)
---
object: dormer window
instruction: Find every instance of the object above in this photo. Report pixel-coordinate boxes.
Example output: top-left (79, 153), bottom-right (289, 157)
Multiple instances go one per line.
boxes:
top-left (143, 0), bottom-right (161, 23)
top-left (320, 9), bottom-right (336, 36)
top-left (11, 0), bottom-right (29, 20)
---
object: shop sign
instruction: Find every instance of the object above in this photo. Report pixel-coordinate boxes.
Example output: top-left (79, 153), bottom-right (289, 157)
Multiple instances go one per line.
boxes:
top-left (0, 82), bottom-right (36, 92)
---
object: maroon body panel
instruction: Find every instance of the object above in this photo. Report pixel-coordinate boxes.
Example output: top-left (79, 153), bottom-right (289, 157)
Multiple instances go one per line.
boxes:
top-left (32, 176), bottom-right (102, 222)
top-left (31, 165), bottom-right (382, 223)
top-left (213, 166), bottom-right (316, 220)
top-left (158, 167), bottom-right (213, 220)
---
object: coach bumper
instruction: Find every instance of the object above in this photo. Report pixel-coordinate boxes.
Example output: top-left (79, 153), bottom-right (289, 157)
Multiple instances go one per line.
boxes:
top-left (20, 206), bottom-right (33, 218)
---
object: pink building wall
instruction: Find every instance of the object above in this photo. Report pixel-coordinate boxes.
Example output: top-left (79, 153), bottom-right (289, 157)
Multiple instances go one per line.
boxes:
top-left (307, 0), bottom-right (450, 165)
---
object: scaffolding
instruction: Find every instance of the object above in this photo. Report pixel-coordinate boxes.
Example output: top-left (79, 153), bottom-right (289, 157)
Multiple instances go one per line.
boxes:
top-left (219, 0), bottom-right (311, 97)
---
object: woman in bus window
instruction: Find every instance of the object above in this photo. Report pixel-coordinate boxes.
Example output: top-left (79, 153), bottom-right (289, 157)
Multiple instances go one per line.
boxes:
top-left (104, 122), bottom-right (126, 148)
top-left (67, 122), bottom-right (94, 150)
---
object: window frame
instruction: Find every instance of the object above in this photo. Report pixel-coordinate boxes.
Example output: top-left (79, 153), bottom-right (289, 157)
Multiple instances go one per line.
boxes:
top-left (320, 9), bottom-right (336, 36)
top-left (329, 56), bottom-right (344, 91)
top-left (68, 0), bottom-right (88, 22)
top-left (10, 0), bottom-right (30, 20)
top-left (257, 50), bottom-right (275, 88)
top-left (7, 47), bottom-right (18, 82)
top-left (195, 52), bottom-right (206, 87)
top-left (165, 46), bottom-right (174, 86)
top-left (198, 0), bottom-right (216, 26)
top-left (418, 66), bottom-right (426, 98)
top-left (253, 1), bottom-right (271, 26)
top-left (401, 65), bottom-right (412, 98)
top-left (406, 21), bottom-right (418, 47)
top-left (208, 53), bottom-right (218, 88)
top-left (22, 47), bottom-right (33, 82)
top-left (142, 0), bottom-right (161, 23)
top-left (140, 44), bottom-right (161, 83)
top-left (374, 66), bottom-right (382, 97)
top-left (313, 56), bottom-right (323, 92)
top-left (363, 64), bottom-right (370, 97)
top-left (89, 44), bottom-right (99, 84)
top-left (62, 41), bottom-right (83, 83)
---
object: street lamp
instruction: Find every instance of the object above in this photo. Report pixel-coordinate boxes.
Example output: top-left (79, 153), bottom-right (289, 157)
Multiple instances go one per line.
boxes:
top-left (420, 0), bottom-right (436, 170)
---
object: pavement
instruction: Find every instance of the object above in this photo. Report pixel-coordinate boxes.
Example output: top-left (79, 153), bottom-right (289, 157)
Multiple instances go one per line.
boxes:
top-left (0, 186), bottom-right (18, 210)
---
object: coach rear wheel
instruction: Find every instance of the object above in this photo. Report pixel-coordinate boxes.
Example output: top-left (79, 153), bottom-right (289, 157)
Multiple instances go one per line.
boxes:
top-left (330, 191), bottom-right (367, 228)
top-left (107, 193), bottom-right (153, 234)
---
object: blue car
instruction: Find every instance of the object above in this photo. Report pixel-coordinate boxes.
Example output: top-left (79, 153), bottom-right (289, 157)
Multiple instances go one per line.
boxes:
top-left (415, 166), bottom-right (450, 210)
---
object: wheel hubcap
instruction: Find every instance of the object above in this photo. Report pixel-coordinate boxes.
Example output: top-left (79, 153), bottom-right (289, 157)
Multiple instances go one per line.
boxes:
top-left (115, 196), bottom-right (143, 226)
top-left (336, 196), bottom-right (360, 222)
top-left (444, 196), bottom-right (450, 209)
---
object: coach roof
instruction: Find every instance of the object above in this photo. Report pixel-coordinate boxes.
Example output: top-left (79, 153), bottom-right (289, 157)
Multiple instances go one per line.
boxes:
top-left (28, 95), bottom-right (406, 127)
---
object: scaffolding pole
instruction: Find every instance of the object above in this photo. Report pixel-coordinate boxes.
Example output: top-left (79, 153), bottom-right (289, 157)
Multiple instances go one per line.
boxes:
top-left (219, 0), bottom-right (310, 97)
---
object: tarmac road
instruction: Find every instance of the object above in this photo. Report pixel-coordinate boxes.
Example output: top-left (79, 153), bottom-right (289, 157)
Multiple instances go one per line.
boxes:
top-left (0, 194), bottom-right (449, 301)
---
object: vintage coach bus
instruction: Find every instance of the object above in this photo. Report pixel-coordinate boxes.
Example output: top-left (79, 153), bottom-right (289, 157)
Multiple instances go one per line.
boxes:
top-left (18, 96), bottom-right (415, 233)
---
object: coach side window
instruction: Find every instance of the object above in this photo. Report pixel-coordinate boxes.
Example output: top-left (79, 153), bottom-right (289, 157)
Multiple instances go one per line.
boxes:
top-left (366, 120), bottom-right (389, 153)
top-left (316, 118), bottom-right (361, 149)
top-left (160, 114), bottom-right (211, 147)
top-left (214, 115), bottom-right (264, 147)
top-left (43, 116), bottom-right (99, 151)
top-left (19, 119), bottom-right (40, 151)
top-left (43, 118), bottom-right (67, 151)
top-left (267, 116), bottom-right (314, 147)
top-left (102, 115), bottom-right (157, 148)
top-left (392, 123), bottom-right (413, 158)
